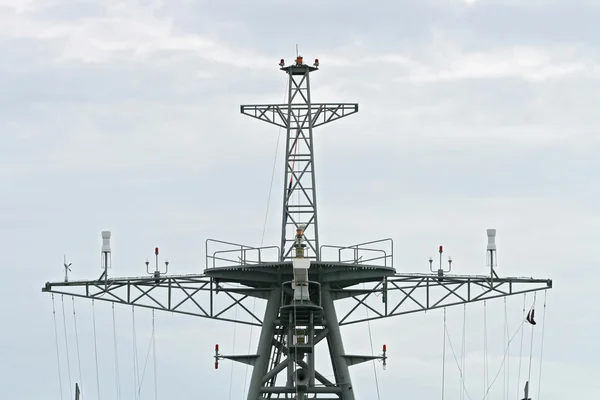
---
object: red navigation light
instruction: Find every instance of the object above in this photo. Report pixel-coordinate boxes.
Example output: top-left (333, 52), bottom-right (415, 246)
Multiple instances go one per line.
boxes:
top-left (439, 245), bottom-right (443, 253)
top-left (215, 344), bottom-right (219, 352)
top-left (215, 362), bottom-right (219, 369)
top-left (279, 59), bottom-right (285, 67)
top-left (383, 344), bottom-right (387, 352)
top-left (314, 58), bottom-right (319, 67)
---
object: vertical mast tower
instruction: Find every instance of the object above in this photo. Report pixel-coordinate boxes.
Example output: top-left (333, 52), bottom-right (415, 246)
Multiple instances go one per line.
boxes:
top-left (42, 55), bottom-right (552, 400)
top-left (241, 56), bottom-right (358, 261)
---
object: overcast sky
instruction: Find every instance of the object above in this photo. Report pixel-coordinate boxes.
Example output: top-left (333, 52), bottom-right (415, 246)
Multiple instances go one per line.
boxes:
top-left (2, 0), bottom-right (599, 399)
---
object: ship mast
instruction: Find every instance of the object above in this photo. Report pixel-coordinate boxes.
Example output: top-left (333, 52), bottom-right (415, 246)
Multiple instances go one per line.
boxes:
top-left (42, 55), bottom-right (552, 400)
top-left (241, 56), bottom-right (358, 261)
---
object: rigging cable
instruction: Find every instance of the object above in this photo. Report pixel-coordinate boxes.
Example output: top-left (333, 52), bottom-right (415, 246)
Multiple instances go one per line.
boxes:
top-left (445, 308), bottom-right (527, 400)
top-left (112, 303), bottom-right (122, 400)
top-left (526, 292), bottom-right (537, 390)
top-left (61, 295), bottom-right (74, 399)
top-left (132, 306), bottom-right (140, 400)
top-left (483, 319), bottom-right (526, 399)
top-left (92, 299), bottom-right (101, 400)
top-left (503, 297), bottom-right (509, 400)
top-left (441, 308), bottom-right (447, 400)
top-left (242, 76), bottom-right (288, 398)
top-left (460, 303), bottom-right (466, 400)
top-left (537, 290), bottom-right (547, 399)
top-left (137, 312), bottom-right (156, 397)
top-left (363, 282), bottom-right (381, 400)
top-left (516, 293), bottom-right (526, 400)
top-left (71, 297), bottom-right (85, 399)
top-left (228, 288), bottom-right (240, 400)
top-left (152, 309), bottom-right (158, 400)
top-left (483, 301), bottom-right (488, 399)
top-left (52, 294), bottom-right (64, 400)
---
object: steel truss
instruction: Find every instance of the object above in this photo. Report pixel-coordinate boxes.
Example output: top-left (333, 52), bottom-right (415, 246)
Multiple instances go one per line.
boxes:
top-left (241, 60), bottom-right (358, 261)
top-left (42, 274), bottom-right (265, 326)
top-left (42, 266), bottom-right (552, 400)
top-left (333, 274), bottom-right (552, 325)
top-left (41, 57), bottom-right (554, 400)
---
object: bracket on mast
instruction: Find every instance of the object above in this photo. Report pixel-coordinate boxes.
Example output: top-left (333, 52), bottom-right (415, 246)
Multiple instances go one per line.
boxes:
top-left (145, 247), bottom-right (169, 282)
top-left (429, 245), bottom-right (452, 278)
top-left (214, 344), bottom-right (259, 369)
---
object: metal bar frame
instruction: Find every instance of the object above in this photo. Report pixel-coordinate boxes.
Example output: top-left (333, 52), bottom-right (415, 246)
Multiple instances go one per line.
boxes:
top-left (334, 274), bottom-right (552, 326)
top-left (240, 63), bottom-right (359, 262)
top-left (42, 275), bottom-right (264, 327)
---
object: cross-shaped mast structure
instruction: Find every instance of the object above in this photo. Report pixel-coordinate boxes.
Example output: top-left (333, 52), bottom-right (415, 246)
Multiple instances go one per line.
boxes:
top-left (42, 55), bottom-right (552, 400)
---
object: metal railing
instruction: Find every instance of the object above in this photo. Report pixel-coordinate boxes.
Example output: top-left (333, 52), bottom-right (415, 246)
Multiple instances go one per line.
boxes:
top-left (320, 238), bottom-right (393, 267)
top-left (205, 239), bottom-right (280, 269)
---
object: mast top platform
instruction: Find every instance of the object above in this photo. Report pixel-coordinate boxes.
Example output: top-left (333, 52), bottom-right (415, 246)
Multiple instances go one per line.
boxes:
top-left (279, 55), bottom-right (319, 75)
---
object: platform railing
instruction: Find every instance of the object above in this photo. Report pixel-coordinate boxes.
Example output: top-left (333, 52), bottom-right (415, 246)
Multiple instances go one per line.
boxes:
top-left (205, 239), bottom-right (280, 269)
top-left (320, 238), bottom-right (394, 267)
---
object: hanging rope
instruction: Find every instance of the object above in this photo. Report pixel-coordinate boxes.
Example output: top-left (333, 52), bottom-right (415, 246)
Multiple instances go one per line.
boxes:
top-left (460, 303), bottom-right (466, 400)
top-left (132, 306), bottom-right (140, 400)
top-left (52, 294), bottom-right (64, 400)
top-left (92, 299), bottom-right (101, 400)
top-left (360, 282), bottom-right (381, 400)
top-left (503, 297), bottom-right (509, 400)
top-left (526, 292), bottom-right (537, 389)
top-left (228, 288), bottom-right (240, 400)
top-left (152, 309), bottom-right (158, 400)
top-left (483, 301), bottom-right (488, 399)
top-left (483, 319), bottom-right (526, 399)
top-left (243, 76), bottom-right (289, 398)
top-left (112, 303), bottom-right (122, 400)
top-left (516, 293), bottom-right (526, 399)
top-left (71, 297), bottom-right (84, 400)
top-left (138, 312), bottom-right (156, 397)
top-left (441, 308), bottom-right (447, 400)
top-left (445, 307), bottom-right (528, 400)
top-left (537, 290), bottom-right (548, 399)
top-left (61, 295), bottom-right (74, 399)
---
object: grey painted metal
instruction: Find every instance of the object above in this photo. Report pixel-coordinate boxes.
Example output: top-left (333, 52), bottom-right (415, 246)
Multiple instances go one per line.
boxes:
top-left (40, 262), bottom-right (552, 399)
top-left (296, 360), bottom-right (333, 386)
top-left (333, 273), bottom-right (553, 325)
top-left (321, 284), bottom-right (355, 400)
top-left (41, 275), bottom-right (265, 326)
top-left (40, 57), bottom-right (555, 400)
top-left (260, 358), bottom-right (288, 385)
top-left (241, 60), bottom-right (359, 261)
top-left (308, 312), bottom-right (315, 386)
top-left (286, 312), bottom-right (294, 389)
top-left (247, 288), bottom-right (281, 400)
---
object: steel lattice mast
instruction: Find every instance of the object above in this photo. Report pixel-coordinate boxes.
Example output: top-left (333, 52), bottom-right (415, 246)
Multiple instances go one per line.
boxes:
top-left (42, 55), bottom-right (553, 400)
top-left (241, 56), bottom-right (357, 261)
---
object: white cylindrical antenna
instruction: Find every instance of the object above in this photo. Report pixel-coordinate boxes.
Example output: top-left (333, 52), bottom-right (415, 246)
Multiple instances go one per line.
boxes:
top-left (486, 229), bottom-right (497, 279)
top-left (486, 229), bottom-right (497, 251)
top-left (101, 230), bottom-right (112, 270)
top-left (102, 231), bottom-right (112, 253)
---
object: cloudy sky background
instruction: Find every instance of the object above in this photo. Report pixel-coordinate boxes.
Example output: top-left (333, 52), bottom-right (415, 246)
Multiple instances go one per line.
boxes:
top-left (1, 0), bottom-right (599, 399)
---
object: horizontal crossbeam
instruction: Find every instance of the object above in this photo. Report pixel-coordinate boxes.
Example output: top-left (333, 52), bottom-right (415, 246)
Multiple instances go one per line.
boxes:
top-left (333, 273), bottom-right (552, 326)
top-left (240, 103), bottom-right (358, 129)
top-left (42, 274), bottom-right (265, 327)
